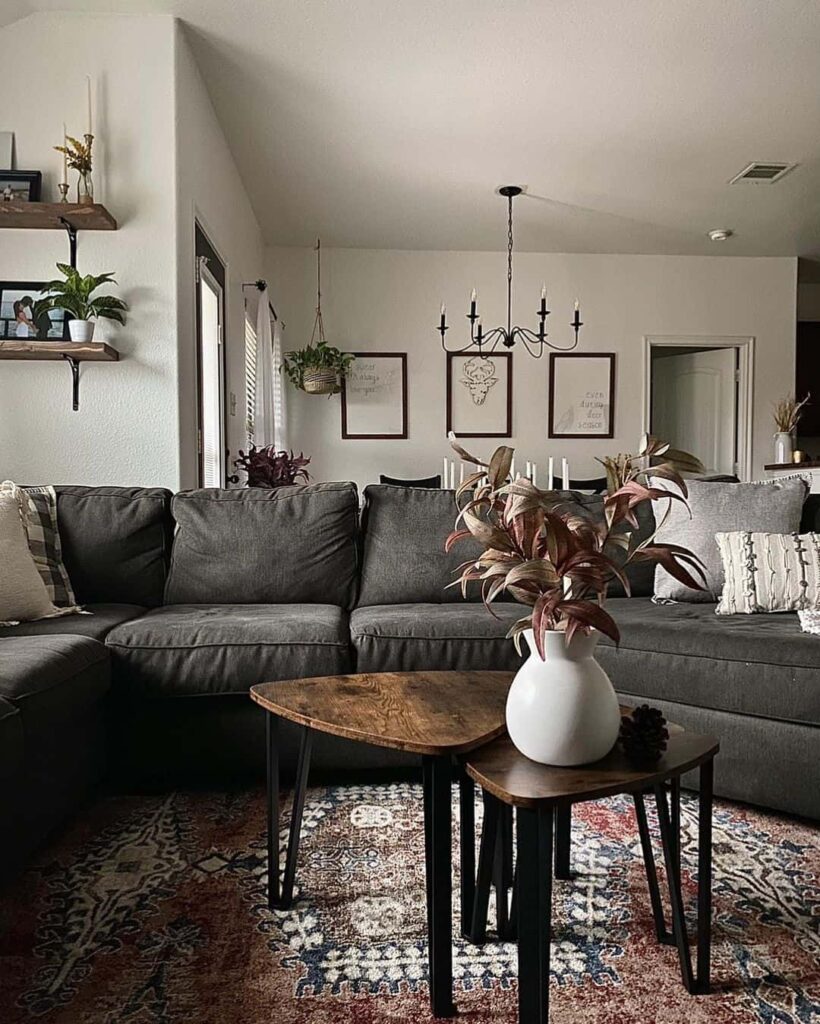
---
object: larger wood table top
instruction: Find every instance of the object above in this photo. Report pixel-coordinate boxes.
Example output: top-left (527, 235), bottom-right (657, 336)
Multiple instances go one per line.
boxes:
top-left (250, 671), bottom-right (513, 756)
top-left (464, 726), bottom-right (719, 808)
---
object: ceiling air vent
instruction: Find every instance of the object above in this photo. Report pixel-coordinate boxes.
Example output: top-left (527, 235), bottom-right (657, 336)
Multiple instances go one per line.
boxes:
top-left (729, 162), bottom-right (796, 184)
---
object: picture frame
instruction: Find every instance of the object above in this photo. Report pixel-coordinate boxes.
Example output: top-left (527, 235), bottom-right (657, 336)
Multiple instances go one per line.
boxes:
top-left (446, 351), bottom-right (512, 438)
top-left (341, 352), bottom-right (408, 439)
top-left (549, 352), bottom-right (615, 439)
top-left (0, 170), bottom-right (42, 203)
top-left (0, 281), bottom-right (69, 341)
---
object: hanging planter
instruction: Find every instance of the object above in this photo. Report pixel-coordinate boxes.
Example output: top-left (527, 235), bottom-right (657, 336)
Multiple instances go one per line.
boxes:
top-left (283, 239), bottom-right (354, 396)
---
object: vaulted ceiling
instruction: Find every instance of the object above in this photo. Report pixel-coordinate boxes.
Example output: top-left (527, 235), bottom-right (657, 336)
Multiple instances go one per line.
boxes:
top-left (8, 0), bottom-right (820, 255)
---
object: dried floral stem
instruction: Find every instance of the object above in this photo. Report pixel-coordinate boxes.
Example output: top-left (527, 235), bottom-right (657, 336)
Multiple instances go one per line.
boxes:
top-left (772, 394), bottom-right (810, 433)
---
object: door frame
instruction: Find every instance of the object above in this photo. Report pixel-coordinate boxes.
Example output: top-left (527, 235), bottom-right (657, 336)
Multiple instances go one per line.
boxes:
top-left (194, 221), bottom-right (227, 487)
top-left (642, 334), bottom-right (755, 480)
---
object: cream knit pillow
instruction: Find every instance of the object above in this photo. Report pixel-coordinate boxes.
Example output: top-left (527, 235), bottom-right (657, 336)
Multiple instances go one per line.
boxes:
top-left (0, 489), bottom-right (62, 625)
top-left (716, 531), bottom-right (820, 615)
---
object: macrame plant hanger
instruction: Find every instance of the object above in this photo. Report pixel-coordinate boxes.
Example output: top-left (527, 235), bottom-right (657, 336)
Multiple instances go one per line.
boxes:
top-left (301, 238), bottom-right (340, 394)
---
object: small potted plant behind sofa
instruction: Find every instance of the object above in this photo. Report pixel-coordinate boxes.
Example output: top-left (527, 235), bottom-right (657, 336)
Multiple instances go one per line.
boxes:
top-left (34, 263), bottom-right (128, 343)
top-left (446, 435), bottom-right (705, 767)
top-left (234, 446), bottom-right (311, 487)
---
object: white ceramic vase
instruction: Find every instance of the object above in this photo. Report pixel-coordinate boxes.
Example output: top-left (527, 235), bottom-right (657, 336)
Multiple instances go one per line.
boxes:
top-left (68, 319), bottom-right (95, 343)
top-left (773, 431), bottom-right (793, 465)
top-left (506, 628), bottom-right (621, 766)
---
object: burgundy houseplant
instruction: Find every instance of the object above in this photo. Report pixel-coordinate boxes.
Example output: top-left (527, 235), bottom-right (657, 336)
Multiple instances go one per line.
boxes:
top-left (234, 446), bottom-right (311, 488)
top-left (446, 436), bottom-right (705, 765)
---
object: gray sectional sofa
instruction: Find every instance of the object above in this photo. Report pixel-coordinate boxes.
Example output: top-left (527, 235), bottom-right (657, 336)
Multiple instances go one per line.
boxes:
top-left (2, 480), bottom-right (818, 878)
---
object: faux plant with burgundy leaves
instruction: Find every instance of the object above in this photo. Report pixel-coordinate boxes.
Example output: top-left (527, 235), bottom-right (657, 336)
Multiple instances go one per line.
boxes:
top-left (446, 436), bottom-right (707, 658)
top-left (234, 446), bottom-right (311, 488)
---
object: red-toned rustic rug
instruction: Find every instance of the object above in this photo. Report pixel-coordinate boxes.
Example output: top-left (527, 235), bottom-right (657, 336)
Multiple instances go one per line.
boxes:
top-left (0, 784), bottom-right (818, 1023)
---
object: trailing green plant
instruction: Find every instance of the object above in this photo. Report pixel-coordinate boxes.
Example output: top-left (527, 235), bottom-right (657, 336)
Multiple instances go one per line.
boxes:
top-left (446, 435), bottom-right (707, 658)
top-left (33, 263), bottom-right (127, 324)
top-left (282, 340), bottom-right (355, 393)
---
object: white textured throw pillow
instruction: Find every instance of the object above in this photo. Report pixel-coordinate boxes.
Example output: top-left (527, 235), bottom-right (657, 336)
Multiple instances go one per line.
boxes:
top-left (0, 490), bottom-right (63, 624)
top-left (716, 531), bottom-right (820, 615)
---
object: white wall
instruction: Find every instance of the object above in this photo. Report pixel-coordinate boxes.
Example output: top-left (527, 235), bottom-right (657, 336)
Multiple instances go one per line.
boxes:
top-left (0, 13), bottom-right (180, 488)
top-left (174, 22), bottom-right (264, 488)
top-left (267, 247), bottom-right (797, 490)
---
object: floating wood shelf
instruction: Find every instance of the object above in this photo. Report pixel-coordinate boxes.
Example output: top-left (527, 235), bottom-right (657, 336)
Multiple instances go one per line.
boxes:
top-left (0, 202), bottom-right (117, 231)
top-left (0, 341), bottom-right (119, 411)
top-left (765, 461), bottom-right (820, 470)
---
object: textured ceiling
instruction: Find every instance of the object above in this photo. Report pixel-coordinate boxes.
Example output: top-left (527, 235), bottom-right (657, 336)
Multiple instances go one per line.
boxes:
top-left (9, 0), bottom-right (820, 254)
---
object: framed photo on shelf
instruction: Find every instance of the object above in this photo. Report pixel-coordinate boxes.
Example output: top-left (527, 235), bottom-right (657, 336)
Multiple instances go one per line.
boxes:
top-left (549, 352), bottom-right (615, 438)
top-left (0, 170), bottom-right (42, 203)
top-left (446, 351), bottom-right (512, 437)
top-left (341, 352), bottom-right (408, 439)
top-left (0, 281), bottom-right (68, 340)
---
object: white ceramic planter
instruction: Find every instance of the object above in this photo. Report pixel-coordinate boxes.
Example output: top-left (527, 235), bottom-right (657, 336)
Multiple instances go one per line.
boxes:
top-left (506, 628), bottom-right (621, 766)
top-left (68, 320), bottom-right (95, 343)
top-left (773, 431), bottom-right (793, 465)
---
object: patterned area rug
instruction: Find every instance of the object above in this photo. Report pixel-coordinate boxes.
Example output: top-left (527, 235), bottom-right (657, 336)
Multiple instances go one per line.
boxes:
top-left (0, 783), bottom-right (818, 1023)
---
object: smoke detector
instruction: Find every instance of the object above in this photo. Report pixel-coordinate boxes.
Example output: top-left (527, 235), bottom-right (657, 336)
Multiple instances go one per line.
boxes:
top-left (729, 162), bottom-right (796, 184)
top-left (708, 229), bottom-right (734, 242)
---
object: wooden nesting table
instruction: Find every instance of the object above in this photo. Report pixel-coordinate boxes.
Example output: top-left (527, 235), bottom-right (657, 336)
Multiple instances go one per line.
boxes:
top-left (250, 670), bottom-right (513, 1019)
top-left (463, 725), bottom-right (719, 1024)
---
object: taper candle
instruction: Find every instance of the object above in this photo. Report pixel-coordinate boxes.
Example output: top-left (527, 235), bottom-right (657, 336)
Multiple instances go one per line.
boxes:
top-left (86, 75), bottom-right (93, 136)
top-left (61, 123), bottom-right (68, 185)
top-left (547, 456), bottom-right (554, 489)
top-left (562, 458), bottom-right (570, 489)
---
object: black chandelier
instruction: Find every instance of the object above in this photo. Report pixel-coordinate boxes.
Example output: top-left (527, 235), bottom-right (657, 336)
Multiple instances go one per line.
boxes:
top-left (437, 185), bottom-right (582, 358)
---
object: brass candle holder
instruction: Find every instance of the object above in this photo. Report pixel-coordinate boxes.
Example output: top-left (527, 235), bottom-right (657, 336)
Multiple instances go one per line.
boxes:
top-left (57, 182), bottom-right (70, 203)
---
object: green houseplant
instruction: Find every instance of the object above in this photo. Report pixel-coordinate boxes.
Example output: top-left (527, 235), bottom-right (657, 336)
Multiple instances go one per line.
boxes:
top-left (283, 340), bottom-right (355, 395)
top-left (34, 263), bottom-right (128, 343)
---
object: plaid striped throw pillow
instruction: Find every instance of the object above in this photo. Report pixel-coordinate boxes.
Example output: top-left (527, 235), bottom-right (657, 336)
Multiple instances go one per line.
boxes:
top-left (0, 482), bottom-right (82, 611)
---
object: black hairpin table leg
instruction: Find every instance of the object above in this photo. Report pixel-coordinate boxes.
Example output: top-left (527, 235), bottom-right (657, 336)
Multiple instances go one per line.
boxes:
top-left (459, 767), bottom-right (476, 939)
top-left (516, 805), bottom-right (553, 1024)
top-left (555, 805), bottom-right (572, 880)
top-left (696, 758), bottom-right (714, 994)
top-left (468, 790), bottom-right (501, 944)
top-left (634, 789), bottom-right (674, 946)
top-left (655, 782), bottom-right (695, 992)
top-left (423, 754), bottom-right (455, 1018)
top-left (266, 714), bottom-right (280, 909)
top-left (494, 803), bottom-right (514, 939)
top-left (277, 725), bottom-right (313, 909)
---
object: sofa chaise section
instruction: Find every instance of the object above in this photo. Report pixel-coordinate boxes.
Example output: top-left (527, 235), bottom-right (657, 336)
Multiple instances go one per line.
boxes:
top-left (0, 636), bottom-right (110, 874)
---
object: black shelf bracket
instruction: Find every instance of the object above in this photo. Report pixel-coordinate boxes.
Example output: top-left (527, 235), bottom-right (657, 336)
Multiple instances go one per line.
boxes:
top-left (61, 354), bottom-right (81, 411)
top-left (59, 217), bottom-right (78, 268)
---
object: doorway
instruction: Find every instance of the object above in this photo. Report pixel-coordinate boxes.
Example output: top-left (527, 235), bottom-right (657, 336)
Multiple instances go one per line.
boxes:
top-left (643, 336), bottom-right (754, 479)
top-left (195, 224), bottom-right (226, 487)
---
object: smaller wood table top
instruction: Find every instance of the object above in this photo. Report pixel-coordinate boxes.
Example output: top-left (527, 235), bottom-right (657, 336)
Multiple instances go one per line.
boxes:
top-left (250, 671), bottom-right (513, 756)
top-left (465, 727), bottom-right (719, 808)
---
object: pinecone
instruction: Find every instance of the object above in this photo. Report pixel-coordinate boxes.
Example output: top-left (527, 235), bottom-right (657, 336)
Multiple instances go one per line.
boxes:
top-left (619, 704), bottom-right (669, 766)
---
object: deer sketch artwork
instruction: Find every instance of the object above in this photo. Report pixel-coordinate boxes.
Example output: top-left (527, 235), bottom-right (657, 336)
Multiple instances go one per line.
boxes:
top-left (460, 354), bottom-right (499, 405)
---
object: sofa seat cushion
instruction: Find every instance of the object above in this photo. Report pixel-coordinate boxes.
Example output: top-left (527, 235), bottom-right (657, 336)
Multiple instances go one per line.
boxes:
top-left (350, 603), bottom-right (527, 673)
top-left (0, 635), bottom-right (110, 722)
top-left (106, 604), bottom-right (352, 698)
top-left (0, 603), bottom-right (146, 641)
top-left (597, 597), bottom-right (820, 727)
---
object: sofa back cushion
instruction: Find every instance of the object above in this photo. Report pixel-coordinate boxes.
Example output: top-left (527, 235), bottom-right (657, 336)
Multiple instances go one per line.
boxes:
top-left (358, 485), bottom-right (482, 605)
top-left (55, 486), bottom-right (173, 607)
top-left (165, 483), bottom-right (360, 606)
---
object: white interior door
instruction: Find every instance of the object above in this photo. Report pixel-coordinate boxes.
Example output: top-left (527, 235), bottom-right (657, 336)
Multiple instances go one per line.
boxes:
top-left (651, 348), bottom-right (737, 475)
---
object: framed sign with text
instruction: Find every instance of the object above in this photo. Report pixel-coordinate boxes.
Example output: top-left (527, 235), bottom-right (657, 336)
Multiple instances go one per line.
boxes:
top-left (341, 352), bottom-right (408, 439)
top-left (549, 352), bottom-right (615, 438)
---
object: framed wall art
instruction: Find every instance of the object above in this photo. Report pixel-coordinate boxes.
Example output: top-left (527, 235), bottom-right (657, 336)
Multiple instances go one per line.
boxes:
top-left (446, 351), bottom-right (512, 437)
top-left (549, 352), bottom-right (615, 438)
top-left (0, 281), bottom-right (69, 340)
top-left (0, 170), bottom-right (42, 203)
top-left (341, 352), bottom-right (408, 439)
